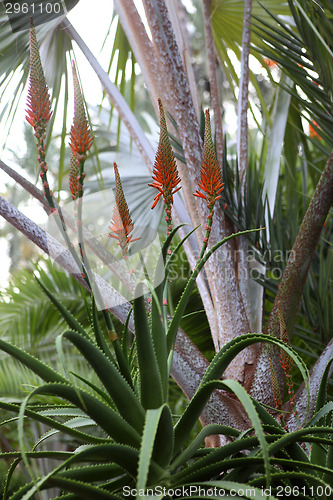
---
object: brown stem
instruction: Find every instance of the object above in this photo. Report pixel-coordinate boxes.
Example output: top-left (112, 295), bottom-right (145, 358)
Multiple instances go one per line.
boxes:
top-left (237, 0), bottom-right (252, 185)
top-left (267, 151), bottom-right (333, 339)
top-left (202, 0), bottom-right (224, 166)
top-left (250, 151), bottom-right (333, 406)
top-left (142, 0), bottom-right (202, 197)
top-left (166, 0), bottom-right (200, 121)
top-left (285, 337), bottom-right (333, 430)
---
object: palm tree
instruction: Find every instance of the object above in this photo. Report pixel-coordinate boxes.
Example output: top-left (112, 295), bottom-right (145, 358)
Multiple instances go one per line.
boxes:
top-left (0, 0), bottom-right (332, 444)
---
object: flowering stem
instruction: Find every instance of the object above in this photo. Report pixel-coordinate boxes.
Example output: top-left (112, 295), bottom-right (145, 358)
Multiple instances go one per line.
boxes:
top-left (198, 206), bottom-right (214, 261)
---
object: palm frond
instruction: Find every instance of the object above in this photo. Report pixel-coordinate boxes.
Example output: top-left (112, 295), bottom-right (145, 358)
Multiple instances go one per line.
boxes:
top-left (252, 0), bottom-right (333, 150)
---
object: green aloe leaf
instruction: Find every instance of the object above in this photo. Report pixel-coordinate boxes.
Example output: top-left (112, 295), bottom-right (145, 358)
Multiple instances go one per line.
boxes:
top-left (149, 284), bottom-right (168, 399)
top-left (0, 338), bottom-right (67, 384)
top-left (134, 288), bottom-right (163, 409)
top-left (137, 405), bottom-right (171, 489)
top-left (91, 299), bottom-right (116, 364)
top-left (10, 476), bottom-right (119, 500)
top-left (63, 330), bottom-right (145, 431)
top-left (19, 384), bottom-right (141, 447)
top-left (0, 401), bottom-right (108, 445)
top-left (171, 424), bottom-right (240, 470)
top-left (174, 333), bottom-right (309, 453)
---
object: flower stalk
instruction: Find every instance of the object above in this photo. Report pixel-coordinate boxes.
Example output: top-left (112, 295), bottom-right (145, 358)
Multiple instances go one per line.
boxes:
top-left (149, 99), bottom-right (181, 238)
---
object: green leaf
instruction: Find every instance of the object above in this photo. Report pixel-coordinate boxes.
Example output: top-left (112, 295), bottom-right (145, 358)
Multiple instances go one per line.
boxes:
top-left (63, 330), bottom-right (145, 432)
top-left (151, 405), bottom-right (174, 468)
top-left (171, 424), bottom-right (240, 470)
top-left (19, 384), bottom-right (141, 447)
top-left (0, 401), bottom-right (108, 445)
top-left (174, 333), bottom-right (309, 453)
top-left (134, 288), bottom-right (163, 409)
top-left (149, 284), bottom-right (168, 399)
top-left (137, 405), bottom-right (165, 490)
top-left (223, 380), bottom-right (271, 489)
top-left (91, 299), bottom-right (116, 364)
top-left (0, 338), bottom-right (67, 384)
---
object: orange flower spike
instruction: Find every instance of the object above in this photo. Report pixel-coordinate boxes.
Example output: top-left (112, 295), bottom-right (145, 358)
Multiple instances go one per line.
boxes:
top-left (69, 62), bottom-right (93, 159)
top-left (109, 163), bottom-right (140, 259)
top-left (263, 58), bottom-right (277, 68)
top-left (26, 18), bottom-right (53, 205)
top-left (149, 99), bottom-right (181, 236)
top-left (194, 109), bottom-right (224, 249)
top-left (194, 109), bottom-right (224, 209)
top-left (69, 62), bottom-right (93, 200)
top-left (26, 19), bottom-right (52, 134)
top-left (309, 120), bottom-right (322, 140)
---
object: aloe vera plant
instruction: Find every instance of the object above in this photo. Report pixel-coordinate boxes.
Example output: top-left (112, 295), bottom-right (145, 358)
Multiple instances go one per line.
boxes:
top-left (0, 2), bottom-right (333, 498)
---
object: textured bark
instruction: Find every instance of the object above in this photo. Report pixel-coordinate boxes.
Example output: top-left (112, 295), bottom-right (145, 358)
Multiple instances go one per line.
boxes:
top-left (250, 151), bottom-right (333, 405)
top-left (285, 337), bottom-right (333, 431)
top-left (267, 151), bottom-right (333, 339)
top-left (166, 0), bottom-right (201, 121)
top-left (0, 161), bottom-right (47, 209)
top-left (112, 0), bottom-right (164, 111)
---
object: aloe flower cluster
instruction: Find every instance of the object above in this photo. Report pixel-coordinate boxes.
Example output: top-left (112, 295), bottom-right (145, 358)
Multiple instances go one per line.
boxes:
top-left (26, 18), bottom-right (53, 204)
top-left (194, 109), bottom-right (224, 244)
top-left (69, 62), bottom-right (93, 200)
top-left (149, 99), bottom-right (181, 237)
top-left (109, 163), bottom-right (140, 259)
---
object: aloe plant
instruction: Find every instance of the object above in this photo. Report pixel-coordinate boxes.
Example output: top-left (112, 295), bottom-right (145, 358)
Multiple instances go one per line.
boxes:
top-left (0, 5), bottom-right (332, 496)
